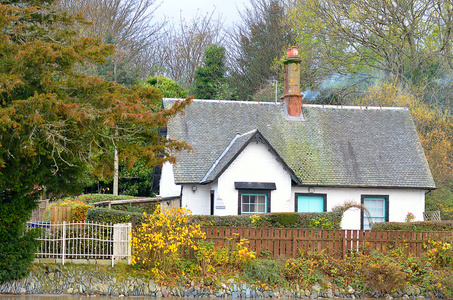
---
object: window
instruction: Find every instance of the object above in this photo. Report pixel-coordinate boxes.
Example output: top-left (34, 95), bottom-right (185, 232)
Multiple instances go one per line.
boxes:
top-left (295, 193), bottom-right (327, 213)
top-left (361, 195), bottom-right (389, 230)
top-left (240, 193), bottom-right (268, 214)
top-left (235, 182), bottom-right (274, 215)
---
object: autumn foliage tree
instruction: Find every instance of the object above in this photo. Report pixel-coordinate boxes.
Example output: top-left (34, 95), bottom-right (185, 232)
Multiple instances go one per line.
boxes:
top-left (0, 0), bottom-right (190, 282)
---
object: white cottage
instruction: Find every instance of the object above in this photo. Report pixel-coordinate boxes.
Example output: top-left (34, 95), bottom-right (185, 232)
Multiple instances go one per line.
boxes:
top-left (159, 47), bottom-right (435, 230)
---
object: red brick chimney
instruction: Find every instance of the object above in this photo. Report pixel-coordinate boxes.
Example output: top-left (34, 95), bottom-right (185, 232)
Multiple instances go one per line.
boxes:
top-left (283, 46), bottom-right (302, 117)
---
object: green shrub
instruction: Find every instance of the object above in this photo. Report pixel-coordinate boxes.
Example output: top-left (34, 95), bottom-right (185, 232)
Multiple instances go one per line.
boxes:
top-left (268, 213), bottom-right (300, 228)
top-left (243, 259), bottom-right (286, 285)
top-left (113, 202), bottom-right (157, 214)
top-left (86, 207), bottom-right (142, 224)
top-left (76, 194), bottom-right (136, 204)
top-left (372, 221), bottom-right (453, 231)
top-left (77, 194), bottom-right (156, 214)
top-left (0, 228), bottom-right (40, 283)
top-left (0, 191), bottom-right (41, 283)
top-left (190, 212), bottom-right (341, 229)
top-left (363, 259), bottom-right (407, 294)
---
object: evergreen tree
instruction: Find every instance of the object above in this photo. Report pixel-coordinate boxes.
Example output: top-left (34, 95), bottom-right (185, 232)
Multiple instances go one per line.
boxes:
top-left (192, 45), bottom-right (227, 99)
top-left (0, 0), bottom-right (189, 282)
top-left (146, 76), bottom-right (188, 98)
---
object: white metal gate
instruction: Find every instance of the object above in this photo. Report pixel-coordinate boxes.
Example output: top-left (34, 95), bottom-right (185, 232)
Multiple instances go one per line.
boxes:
top-left (27, 221), bottom-right (131, 266)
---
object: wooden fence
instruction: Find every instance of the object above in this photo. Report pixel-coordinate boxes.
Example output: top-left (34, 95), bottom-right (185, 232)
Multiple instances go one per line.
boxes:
top-left (51, 206), bottom-right (72, 223)
top-left (200, 227), bottom-right (453, 259)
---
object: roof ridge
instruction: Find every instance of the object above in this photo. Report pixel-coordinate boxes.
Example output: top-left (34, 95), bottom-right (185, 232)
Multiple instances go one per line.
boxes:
top-left (163, 98), bottom-right (407, 110)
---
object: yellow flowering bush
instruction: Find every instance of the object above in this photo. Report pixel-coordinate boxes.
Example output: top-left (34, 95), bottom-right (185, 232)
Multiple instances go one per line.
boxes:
top-left (131, 206), bottom-right (205, 272)
top-left (425, 239), bottom-right (453, 267)
top-left (284, 258), bottom-right (320, 286)
top-left (231, 238), bottom-right (256, 268)
top-left (194, 236), bottom-right (256, 275)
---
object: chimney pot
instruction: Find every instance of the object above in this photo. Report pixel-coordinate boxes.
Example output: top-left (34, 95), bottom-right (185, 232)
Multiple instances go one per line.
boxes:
top-left (287, 46), bottom-right (299, 58)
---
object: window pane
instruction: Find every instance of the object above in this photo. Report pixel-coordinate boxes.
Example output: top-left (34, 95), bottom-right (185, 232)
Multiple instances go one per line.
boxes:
top-left (241, 193), bottom-right (268, 214)
top-left (363, 196), bottom-right (386, 230)
top-left (297, 195), bottom-right (324, 213)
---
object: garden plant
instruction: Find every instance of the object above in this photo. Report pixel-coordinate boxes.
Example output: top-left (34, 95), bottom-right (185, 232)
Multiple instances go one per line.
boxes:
top-left (128, 208), bottom-right (453, 299)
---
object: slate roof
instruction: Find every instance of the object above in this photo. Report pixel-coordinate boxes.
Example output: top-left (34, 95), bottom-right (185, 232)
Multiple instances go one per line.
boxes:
top-left (163, 99), bottom-right (436, 189)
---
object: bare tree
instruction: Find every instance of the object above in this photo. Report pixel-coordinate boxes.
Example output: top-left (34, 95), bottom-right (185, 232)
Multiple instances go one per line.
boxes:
top-left (156, 11), bottom-right (225, 89)
top-left (227, 0), bottom-right (295, 100)
top-left (56, 0), bottom-right (166, 81)
top-left (289, 0), bottom-right (453, 102)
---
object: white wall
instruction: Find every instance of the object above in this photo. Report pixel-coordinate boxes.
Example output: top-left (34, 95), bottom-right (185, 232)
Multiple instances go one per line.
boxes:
top-left (161, 142), bottom-right (427, 229)
top-left (159, 162), bottom-right (180, 197)
top-left (180, 184), bottom-right (213, 215)
top-left (291, 186), bottom-right (426, 230)
top-left (216, 141), bottom-right (293, 215)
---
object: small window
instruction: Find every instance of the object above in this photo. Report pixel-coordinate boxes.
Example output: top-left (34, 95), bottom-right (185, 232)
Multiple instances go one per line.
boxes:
top-left (238, 190), bottom-right (271, 215)
top-left (295, 193), bottom-right (327, 213)
top-left (361, 195), bottom-right (389, 230)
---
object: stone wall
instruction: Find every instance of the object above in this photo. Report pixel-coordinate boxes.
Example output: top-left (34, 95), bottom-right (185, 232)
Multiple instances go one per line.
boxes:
top-left (0, 264), bottom-right (337, 298)
top-left (0, 264), bottom-right (426, 299)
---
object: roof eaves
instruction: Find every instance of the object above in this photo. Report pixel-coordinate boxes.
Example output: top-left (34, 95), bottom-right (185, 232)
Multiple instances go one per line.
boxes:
top-left (295, 183), bottom-right (436, 190)
top-left (200, 129), bottom-right (258, 183)
top-left (201, 129), bottom-right (302, 185)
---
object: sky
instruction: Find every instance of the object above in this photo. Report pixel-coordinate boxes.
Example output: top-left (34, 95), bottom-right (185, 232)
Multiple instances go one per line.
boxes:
top-left (156, 0), bottom-right (248, 27)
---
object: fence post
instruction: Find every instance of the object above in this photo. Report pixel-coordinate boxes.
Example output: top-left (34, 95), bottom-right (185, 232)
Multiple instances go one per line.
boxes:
top-left (62, 221), bottom-right (66, 265)
top-left (132, 215), bottom-right (136, 229)
top-left (113, 223), bottom-right (132, 266)
top-left (127, 223), bottom-right (131, 265)
top-left (113, 223), bottom-right (118, 267)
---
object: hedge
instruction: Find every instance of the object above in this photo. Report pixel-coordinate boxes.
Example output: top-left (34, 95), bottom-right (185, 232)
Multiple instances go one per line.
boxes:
top-left (76, 194), bottom-right (136, 204)
top-left (87, 209), bottom-right (342, 229)
top-left (86, 207), bottom-right (142, 224)
top-left (372, 221), bottom-right (453, 231)
top-left (189, 212), bottom-right (342, 229)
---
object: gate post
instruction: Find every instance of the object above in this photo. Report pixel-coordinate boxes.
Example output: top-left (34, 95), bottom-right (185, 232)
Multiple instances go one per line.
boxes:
top-left (62, 221), bottom-right (66, 265)
top-left (113, 223), bottom-right (132, 266)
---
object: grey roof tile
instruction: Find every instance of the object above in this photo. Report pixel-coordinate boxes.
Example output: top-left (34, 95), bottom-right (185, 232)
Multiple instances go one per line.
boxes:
top-left (164, 99), bottom-right (436, 189)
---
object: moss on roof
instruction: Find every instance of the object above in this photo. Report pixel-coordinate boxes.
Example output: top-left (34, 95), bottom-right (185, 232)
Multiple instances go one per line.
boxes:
top-left (164, 99), bottom-right (435, 189)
